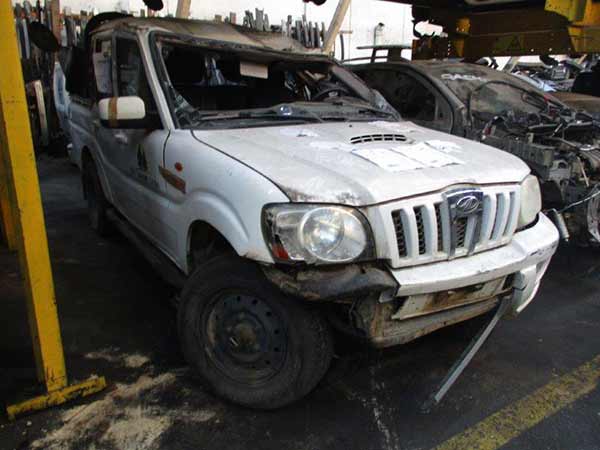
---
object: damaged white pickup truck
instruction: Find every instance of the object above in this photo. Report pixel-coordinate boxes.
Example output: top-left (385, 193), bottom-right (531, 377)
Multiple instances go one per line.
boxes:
top-left (66, 15), bottom-right (559, 408)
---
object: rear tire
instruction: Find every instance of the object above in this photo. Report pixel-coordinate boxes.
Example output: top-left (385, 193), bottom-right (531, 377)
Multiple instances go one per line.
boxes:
top-left (178, 254), bottom-right (333, 409)
top-left (82, 155), bottom-right (112, 236)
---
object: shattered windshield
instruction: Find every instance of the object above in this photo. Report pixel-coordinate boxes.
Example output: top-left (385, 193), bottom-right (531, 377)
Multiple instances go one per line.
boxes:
top-left (469, 81), bottom-right (561, 121)
top-left (421, 63), bottom-right (568, 129)
top-left (422, 63), bottom-right (539, 104)
top-left (154, 37), bottom-right (398, 128)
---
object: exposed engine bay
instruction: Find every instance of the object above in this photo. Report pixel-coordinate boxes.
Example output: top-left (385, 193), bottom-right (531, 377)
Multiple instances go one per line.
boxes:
top-left (470, 81), bottom-right (600, 243)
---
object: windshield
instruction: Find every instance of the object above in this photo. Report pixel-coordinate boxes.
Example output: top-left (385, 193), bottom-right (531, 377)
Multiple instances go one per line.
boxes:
top-left (421, 62), bottom-right (541, 104)
top-left (418, 62), bottom-right (568, 127)
top-left (469, 81), bottom-right (561, 120)
top-left (154, 36), bottom-right (398, 129)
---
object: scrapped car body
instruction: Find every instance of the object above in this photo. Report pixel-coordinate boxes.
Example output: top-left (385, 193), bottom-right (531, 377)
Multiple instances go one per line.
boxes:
top-left (65, 16), bottom-right (558, 408)
top-left (353, 61), bottom-right (600, 245)
top-left (552, 91), bottom-right (600, 121)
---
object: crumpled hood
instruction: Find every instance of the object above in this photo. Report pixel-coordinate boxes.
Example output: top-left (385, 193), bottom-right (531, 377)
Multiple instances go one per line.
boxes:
top-left (191, 121), bottom-right (530, 206)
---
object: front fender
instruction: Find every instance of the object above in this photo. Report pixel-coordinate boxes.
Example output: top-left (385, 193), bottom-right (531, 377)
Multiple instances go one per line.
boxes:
top-left (164, 130), bottom-right (290, 273)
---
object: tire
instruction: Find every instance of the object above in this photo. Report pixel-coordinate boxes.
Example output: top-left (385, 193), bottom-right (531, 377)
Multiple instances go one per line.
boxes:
top-left (82, 155), bottom-right (112, 236)
top-left (178, 254), bottom-right (334, 409)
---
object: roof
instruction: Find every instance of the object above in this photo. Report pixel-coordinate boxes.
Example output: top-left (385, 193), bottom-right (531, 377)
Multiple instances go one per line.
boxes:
top-left (94, 17), bottom-right (319, 55)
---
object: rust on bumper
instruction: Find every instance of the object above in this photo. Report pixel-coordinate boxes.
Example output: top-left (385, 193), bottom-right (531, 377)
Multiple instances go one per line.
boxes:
top-left (262, 263), bottom-right (398, 302)
top-left (358, 278), bottom-right (511, 348)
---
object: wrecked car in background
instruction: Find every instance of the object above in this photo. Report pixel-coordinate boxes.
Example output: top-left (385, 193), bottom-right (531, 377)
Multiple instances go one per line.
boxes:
top-left (353, 61), bottom-right (600, 244)
top-left (64, 15), bottom-right (558, 409)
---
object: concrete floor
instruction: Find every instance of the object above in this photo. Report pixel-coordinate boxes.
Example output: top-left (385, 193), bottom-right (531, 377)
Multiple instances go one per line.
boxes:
top-left (1, 156), bottom-right (599, 450)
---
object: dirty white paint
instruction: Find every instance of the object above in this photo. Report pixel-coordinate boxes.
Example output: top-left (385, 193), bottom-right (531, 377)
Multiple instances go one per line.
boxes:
top-left (426, 140), bottom-right (462, 153)
top-left (353, 147), bottom-right (423, 172)
top-left (369, 120), bottom-right (418, 133)
top-left (352, 143), bottom-right (462, 172)
top-left (392, 142), bottom-right (463, 168)
top-left (279, 127), bottom-right (320, 138)
top-left (309, 140), bottom-right (354, 151)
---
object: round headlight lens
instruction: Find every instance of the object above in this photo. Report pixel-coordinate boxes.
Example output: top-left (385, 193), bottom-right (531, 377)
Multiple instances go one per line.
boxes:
top-left (518, 174), bottom-right (542, 229)
top-left (300, 207), bottom-right (367, 262)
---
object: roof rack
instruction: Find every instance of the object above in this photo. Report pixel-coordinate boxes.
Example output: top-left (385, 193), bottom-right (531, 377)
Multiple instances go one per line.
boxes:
top-left (343, 44), bottom-right (411, 64)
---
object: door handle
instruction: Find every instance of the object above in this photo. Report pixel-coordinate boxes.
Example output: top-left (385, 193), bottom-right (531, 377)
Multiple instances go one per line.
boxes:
top-left (114, 133), bottom-right (129, 145)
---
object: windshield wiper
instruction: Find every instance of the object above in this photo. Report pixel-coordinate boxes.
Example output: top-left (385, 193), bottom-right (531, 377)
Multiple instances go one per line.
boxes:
top-left (325, 98), bottom-right (397, 119)
top-left (195, 106), bottom-right (324, 123)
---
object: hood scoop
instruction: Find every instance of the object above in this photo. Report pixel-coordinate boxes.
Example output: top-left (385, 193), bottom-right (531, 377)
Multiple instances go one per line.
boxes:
top-left (350, 134), bottom-right (408, 144)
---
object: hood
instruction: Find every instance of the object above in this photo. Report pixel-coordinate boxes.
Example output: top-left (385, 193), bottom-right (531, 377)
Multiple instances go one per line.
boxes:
top-left (191, 121), bottom-right (530, 206)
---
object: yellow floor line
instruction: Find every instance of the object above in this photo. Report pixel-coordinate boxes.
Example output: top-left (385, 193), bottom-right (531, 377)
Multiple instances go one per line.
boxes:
top-left (435, 355), bottom-right (600, 450)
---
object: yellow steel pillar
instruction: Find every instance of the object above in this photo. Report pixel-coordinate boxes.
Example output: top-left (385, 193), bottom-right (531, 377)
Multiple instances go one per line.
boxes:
top-left (0, 0), bottom-right (105, 420)
top-left (452, 17), bottom-right (471, 58)
top-left (0, 141), bottom-right (17, 249)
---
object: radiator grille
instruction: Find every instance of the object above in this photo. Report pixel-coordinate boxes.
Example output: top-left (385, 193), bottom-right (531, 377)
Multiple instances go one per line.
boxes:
top-left (434, 203), bottom-right (444, 251)
top-left (414, 207), bottom-right (427, 255)
top-left (392, 210), bottom-right (407, 257)
top-left (388, 186), bottom-right (520, 266)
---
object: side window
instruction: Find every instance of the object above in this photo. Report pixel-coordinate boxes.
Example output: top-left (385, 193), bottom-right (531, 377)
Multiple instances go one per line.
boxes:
top-left (92, 38), bottom-right (113, 99)
top-left (116, 38), bottom-right (157, 113)
top-left (359, 69), bottom-right (453, 132)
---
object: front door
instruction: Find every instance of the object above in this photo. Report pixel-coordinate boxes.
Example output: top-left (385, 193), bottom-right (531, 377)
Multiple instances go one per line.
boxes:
top-left (92, 32), bottom-right (176, 256)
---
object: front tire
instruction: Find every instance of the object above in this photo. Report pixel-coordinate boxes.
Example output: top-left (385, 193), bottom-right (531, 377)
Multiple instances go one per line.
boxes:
top-left (178, 254), bottom-right (333, 409)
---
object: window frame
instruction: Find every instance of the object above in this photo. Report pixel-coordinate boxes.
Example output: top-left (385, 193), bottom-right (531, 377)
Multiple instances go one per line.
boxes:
top-left (357, 65), bottom-right (455, 133)
top-left (114, 34), bottom-right (158, 112)
top-left (90, 32), bottom-right (116, 102)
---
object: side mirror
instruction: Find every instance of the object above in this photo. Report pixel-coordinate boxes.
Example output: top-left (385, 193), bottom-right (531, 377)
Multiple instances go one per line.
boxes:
top-left (98, 96), bottom-right (147, 128)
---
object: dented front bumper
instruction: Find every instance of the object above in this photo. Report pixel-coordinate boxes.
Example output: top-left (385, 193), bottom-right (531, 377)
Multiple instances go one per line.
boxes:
top-left (264, 213), bottom-right (558, 347)
top-left (387, 212), bottom-right (558, 315)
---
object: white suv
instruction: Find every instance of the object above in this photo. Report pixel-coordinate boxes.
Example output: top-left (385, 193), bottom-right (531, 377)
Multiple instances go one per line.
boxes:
top-left (66, 15), bottom-right (559, 408)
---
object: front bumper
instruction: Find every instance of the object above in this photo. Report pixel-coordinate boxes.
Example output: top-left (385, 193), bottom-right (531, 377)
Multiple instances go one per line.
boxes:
top-left (263, 213), bottom-right (558, 347)
top-left (388, 212), bottom-right (559, 316)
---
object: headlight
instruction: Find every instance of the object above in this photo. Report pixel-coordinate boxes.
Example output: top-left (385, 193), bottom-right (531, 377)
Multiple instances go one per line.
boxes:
top-left (518, 174), bottom-right (542, 229)
top-left (263, 204), bottom-right (375, 264)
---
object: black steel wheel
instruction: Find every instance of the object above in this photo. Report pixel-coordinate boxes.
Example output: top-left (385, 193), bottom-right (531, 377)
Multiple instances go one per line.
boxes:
top-left (178, 254), bottom-right (333, 409)
top-left (206, 292), bottom-right (288, 385)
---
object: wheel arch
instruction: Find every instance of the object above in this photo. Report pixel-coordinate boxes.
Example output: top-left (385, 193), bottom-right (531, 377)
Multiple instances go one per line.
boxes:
top-left (186, 219), bottom-right (236, 272)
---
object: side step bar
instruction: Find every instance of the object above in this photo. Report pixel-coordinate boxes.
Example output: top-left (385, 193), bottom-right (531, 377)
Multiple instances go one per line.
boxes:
top-left (106, 209), bottom-right (186, 289)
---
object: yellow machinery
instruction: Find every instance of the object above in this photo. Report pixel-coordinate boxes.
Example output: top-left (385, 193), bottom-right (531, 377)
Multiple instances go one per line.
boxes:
top-left (379, 0), bottom-right (600, 59)
top-left (0, 0), bottom-right (105, 419)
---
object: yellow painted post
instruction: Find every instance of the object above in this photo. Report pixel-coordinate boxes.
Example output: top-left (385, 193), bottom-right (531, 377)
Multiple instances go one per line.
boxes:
top-left (0, 0), bottom-right (105, 420)
top-left (0, 0), bottom-right (67, 392)
top-left (0, 141), bottom-right (18, 249)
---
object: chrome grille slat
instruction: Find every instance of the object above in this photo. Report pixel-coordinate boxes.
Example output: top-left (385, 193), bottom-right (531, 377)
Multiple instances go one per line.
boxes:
top-left (491, 193), bottom-right (510, 241)
top-left (403, 209), bottom-right (420, 259)
top-left (480, 194), bottom-right (497, 242)
top-left (423, 204), bottom-right (438, 254)
top-left (388, 185), bottom-right (520, 268)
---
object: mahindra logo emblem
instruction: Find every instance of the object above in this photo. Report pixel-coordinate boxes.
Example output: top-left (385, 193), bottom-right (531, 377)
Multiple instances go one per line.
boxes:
top-left (455, 195), bottom-right (480, 215)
